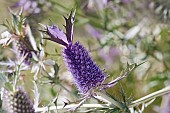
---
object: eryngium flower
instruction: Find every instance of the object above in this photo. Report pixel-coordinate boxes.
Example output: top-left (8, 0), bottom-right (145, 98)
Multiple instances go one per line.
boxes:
top-left (2, 89), bottom-right (35, 113)
top-left (44, 11), bottom-right (105, 94)
top-left (63, 42), bottom-right (105, 93)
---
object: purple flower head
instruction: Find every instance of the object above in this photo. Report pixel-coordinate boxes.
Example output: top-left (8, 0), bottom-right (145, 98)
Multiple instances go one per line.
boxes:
top-left (44, 10), bottom-right (105, 94)
top-left (63, 42), bottom-right (105, 94)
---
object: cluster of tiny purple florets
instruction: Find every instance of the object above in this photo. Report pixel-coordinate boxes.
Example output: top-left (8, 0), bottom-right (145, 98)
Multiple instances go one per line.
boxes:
top-left (63, 42), bottom-right (105, 94)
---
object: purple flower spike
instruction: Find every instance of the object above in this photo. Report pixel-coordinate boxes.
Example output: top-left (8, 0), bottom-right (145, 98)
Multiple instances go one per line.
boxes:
top-left (44, 11), bottom-right (105, 94)
top-left (63, 42), bottom-right (105, 94)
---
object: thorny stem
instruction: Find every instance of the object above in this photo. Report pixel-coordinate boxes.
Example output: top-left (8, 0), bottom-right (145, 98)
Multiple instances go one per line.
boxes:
top-left (35, 104), bottom-right (110, 112)
top-left (129, 85), bottom-right (170, 108)
top-left (35, 86), bottom-right (170, 112)
top-left (102, 63), bottom-right (137, 88)
top-left (69, 96), bottom-right (89, 111)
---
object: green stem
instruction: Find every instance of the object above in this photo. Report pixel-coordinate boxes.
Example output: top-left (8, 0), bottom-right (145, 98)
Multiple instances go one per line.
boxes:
top-left (129, 86), bottom-right (170, 108)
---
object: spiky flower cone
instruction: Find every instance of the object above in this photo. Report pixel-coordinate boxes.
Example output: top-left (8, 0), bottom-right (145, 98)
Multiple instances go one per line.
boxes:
top-left (63, 42), bottom-right (105, 94)
top-left (44, 11), bottom-right (105, 94)
top-left (2, 89), bottom-right (35, 113)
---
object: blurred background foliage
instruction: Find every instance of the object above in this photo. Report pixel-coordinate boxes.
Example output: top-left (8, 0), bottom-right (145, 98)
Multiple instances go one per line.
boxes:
top-left (0, 0), bottom-right (170, 113)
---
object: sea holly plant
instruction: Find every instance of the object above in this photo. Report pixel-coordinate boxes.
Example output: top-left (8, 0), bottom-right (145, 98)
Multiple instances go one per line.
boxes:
top-left (41, 10), bottom-right (129, 111)
top-left (1, 3), bottom-right (170, 113)
top-left (37, 10), bottom-right (170, 112)
top-left (40, 10), bottom-right (133, 111)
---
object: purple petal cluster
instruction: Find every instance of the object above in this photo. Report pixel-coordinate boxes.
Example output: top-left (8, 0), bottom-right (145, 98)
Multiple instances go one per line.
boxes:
top-left (44, 11), bottom-right (105, 94)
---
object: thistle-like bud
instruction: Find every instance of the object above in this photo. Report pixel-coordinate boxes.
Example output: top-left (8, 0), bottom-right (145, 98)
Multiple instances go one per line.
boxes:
top-left (2, 88), bottom-right (35, 113)
top-left (14, 32), bottom-right (37, 64)
top-left (0, 11), bottom-right (37, 64)
top-left (0, 11), bottom-right (38, 64)
top-left (44, 11), bottom-right (105, 94)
